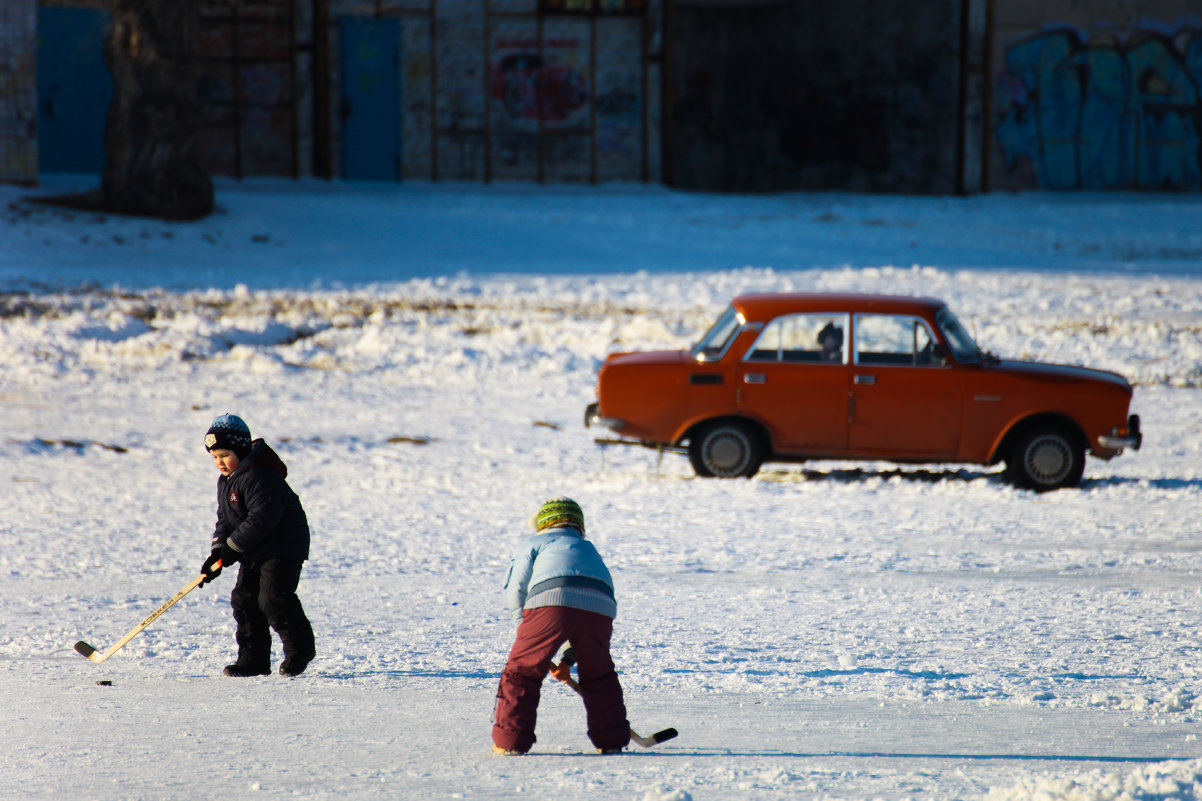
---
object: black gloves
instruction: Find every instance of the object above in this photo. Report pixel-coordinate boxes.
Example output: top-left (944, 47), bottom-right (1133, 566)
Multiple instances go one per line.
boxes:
top-left (200, 552), bottom-right (223, 585)
top-left (200, 540), bottom-right (241, 585)
top-left (218, 539), bottom-right (241, 568)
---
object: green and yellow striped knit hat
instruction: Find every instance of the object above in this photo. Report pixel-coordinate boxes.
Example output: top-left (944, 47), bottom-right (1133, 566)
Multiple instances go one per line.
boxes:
top-left (531, 496), bottom-right (585, 534)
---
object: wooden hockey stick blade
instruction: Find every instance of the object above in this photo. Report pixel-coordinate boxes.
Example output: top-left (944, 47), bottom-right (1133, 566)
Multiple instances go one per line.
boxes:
top-left (73, 566), bottom-right (216, 664)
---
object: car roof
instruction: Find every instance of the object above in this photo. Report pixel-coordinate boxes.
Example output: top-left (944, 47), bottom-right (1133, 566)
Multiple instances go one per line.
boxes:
top-left (731, 292), bottom-right (947, 321)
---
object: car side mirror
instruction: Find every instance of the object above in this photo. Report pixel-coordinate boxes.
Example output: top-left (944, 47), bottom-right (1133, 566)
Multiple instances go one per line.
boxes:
top-left (932, 343), bottom-right (950, 365)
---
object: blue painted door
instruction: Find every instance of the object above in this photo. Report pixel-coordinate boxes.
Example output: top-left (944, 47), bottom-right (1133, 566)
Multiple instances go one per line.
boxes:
top-left (339, 17), bottom-right (401, 181)
top-left (38, 7), bottom-right (113, 173)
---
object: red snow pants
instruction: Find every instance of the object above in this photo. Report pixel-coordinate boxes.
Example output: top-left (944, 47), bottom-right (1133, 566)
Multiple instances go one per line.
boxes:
top-left (492, 606), bottom-right (630, 753)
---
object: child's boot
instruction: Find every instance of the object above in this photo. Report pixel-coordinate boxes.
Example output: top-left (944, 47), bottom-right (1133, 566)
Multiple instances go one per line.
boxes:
top-left (277, 609), bottom-right (316, 676)
top-left (223, 661), bottom-right (271, 677)
top-left (278, 648), bottom-right (315, 676)
top-left (492, 745), bottom-right (526, 756)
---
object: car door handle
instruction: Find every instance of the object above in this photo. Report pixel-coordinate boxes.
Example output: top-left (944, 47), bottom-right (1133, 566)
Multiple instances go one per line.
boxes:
top-left (744, 373), bottom-right (766, 384)
top-left (854, 374), bottom-right (875, 385)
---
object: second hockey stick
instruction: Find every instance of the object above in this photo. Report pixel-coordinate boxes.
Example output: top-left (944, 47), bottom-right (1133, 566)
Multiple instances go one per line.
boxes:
top-left (74, 561), bottom-right (221, 664)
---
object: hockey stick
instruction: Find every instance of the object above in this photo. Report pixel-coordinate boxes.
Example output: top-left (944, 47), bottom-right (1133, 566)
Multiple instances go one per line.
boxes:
top-left (73, 561), bottom-right (221, 664)
top-left (551, 649), bottom-right (678, 749)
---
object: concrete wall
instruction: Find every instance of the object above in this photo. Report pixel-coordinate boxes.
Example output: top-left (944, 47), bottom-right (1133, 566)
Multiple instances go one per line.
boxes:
top-left (667, 0), bottom-right (964, 193)
top-left (0, 0), bottom-right (37, 185)
top-left (16, 0), bottom-right (1202, 192)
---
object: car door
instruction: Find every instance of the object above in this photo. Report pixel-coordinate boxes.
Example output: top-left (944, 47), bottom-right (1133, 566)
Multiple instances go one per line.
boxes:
top-left (848, 313), bottom-right (960, 456)
top-left (736, 313), bottom-right (850, 451)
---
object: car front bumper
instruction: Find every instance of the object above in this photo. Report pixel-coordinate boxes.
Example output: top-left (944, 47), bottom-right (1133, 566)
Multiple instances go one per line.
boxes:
top-left (1097, 414), bottom-right (1142, 450)
top-left (584, 402), bottom-right (624, 431)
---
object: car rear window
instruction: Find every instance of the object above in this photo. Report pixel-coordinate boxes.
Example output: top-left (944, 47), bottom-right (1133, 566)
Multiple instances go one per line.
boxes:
top-left (744, 313), bottom-right (847, 364)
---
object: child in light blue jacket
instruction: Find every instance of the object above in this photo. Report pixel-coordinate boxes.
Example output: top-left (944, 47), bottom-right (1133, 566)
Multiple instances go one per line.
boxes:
top-left (503, 520), bottom-right (617, 624)
top-left (492, 497), bottom-right (629, 755)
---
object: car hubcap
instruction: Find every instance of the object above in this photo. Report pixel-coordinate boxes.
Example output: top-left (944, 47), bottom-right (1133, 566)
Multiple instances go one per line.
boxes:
top-left (1025, 435), bottom-right (1071, 485)
top-left (705, 430), bottom-right (750, 476)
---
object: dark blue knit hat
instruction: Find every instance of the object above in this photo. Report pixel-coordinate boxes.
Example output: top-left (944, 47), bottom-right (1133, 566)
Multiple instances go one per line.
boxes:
top-left (205, 413), bottom-right (252, 458)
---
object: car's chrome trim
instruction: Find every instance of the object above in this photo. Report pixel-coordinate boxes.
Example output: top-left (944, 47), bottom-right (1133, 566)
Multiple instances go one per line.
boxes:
top-left (586, 403), bottom-right (622, 430)
top-left (1098, 415), bottom-right (1142, 451)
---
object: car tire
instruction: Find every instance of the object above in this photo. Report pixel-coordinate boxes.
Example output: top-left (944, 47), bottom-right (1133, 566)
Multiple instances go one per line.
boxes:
top-left (1005, 425), bottom-right (1085, 491)
top-left (688, 421), bottom-right (764, 479)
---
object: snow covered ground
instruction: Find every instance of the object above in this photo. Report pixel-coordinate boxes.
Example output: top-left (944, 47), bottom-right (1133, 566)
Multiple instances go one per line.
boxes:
top-left (3, 176), bottom-right (1202, 800)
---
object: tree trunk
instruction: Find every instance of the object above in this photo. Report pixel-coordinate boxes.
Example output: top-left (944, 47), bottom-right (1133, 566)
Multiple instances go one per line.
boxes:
top-left (101, 0), bottom-right (213, 221)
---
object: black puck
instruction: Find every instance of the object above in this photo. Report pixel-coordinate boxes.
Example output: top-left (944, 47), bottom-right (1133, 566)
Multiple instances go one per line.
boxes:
top-left (96, 680), bottom-right (112, 686)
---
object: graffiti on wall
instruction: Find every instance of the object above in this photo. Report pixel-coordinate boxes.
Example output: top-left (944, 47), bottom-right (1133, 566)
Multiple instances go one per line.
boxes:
top-left (997, 25), bottom-right (1202, 190)
top-left (490, 35), bottom-right (591, 175)
top-left (491, 38), bottom-right (590, 124)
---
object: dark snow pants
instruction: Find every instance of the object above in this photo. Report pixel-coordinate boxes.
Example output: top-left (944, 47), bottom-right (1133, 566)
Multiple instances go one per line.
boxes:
top-left (230, 558), bottom-right (314, 669)
top-left (492, 606), bottom-right (629, 753)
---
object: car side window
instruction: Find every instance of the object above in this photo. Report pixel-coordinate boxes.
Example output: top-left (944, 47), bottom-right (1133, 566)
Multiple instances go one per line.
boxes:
top-left (745, 314), bottom-right (847, 364)
top-left (854, 314), bottom-right (937, 366)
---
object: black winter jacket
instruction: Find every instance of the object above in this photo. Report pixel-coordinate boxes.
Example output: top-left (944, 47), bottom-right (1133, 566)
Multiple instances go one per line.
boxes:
top-left (211, 440), bottom-right (310, 564)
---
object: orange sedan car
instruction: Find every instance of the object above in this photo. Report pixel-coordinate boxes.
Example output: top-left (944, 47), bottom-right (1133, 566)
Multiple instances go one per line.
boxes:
top-left (585, 293), bottom-right (1141, 491)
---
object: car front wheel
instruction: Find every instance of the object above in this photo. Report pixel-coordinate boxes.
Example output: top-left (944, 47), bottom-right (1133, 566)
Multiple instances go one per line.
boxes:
top-left (688, 421), bottom-right (764, 478)
top-left (1005, 425), bottom-right (1085, 491)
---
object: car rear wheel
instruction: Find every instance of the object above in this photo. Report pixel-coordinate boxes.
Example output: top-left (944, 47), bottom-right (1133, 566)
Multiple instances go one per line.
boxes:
top-left (688, 421), bottom-right (764, 478)
top-left (1005, 425), bottom-right (1085, 491)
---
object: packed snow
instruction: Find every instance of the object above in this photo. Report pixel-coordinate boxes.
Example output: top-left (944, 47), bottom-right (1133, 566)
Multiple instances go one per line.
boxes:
top-left (3, 176), bottom-right (1202, 800)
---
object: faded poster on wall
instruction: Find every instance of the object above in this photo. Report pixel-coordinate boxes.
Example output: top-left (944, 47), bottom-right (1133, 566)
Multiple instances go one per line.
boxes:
top-left (490, 20), bottom-right (592, 179)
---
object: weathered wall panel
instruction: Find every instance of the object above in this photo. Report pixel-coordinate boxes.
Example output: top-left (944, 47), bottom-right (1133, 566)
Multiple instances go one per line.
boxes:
top-left (595, 17), bottom-right (644, 181)
top-left (436, 1), bottom-right (488, 180)
top-left (489, 18), bottom-right (541, 181)
top-left (437, 132), bottom-right (489, 180)
top-left (669, 0), bottom-right (962, 193)
top-left (490, 0), bottom-right (539, 13)
top-left (401, 14), bottom-right (433, 180)
top-left (539, 16), bottom-right (593, 181)
top-left (644, 60), bottom-right (661, 182)
top-left (381, 0), bottom-right (433, 12)
top-left (0, 0), bottom-right (37, 185)
top-left (543, 132), bottom-right (592, 181)
top-left (196, 1), bottom-right (302, 178)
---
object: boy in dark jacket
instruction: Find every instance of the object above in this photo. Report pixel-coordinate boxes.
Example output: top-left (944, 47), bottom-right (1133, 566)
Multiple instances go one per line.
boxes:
top-left (200, 414), bottom-right (316, 677)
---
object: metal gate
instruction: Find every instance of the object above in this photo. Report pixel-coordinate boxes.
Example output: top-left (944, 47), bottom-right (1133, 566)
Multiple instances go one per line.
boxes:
top-left (37, 6), bottom-right (112, 173)
top-left (338, 16), bottom-right (400, 181)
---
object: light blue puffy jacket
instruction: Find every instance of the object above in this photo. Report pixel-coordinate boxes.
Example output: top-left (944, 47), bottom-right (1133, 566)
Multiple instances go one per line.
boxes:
top-left (503, 526), bottom-right (617, 624)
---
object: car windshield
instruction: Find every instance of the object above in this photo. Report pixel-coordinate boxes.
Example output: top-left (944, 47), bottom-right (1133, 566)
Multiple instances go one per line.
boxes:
top-left (691, 306), bottom-right (743, 361)
top-left (935, 307), bottom-right (981, 364)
